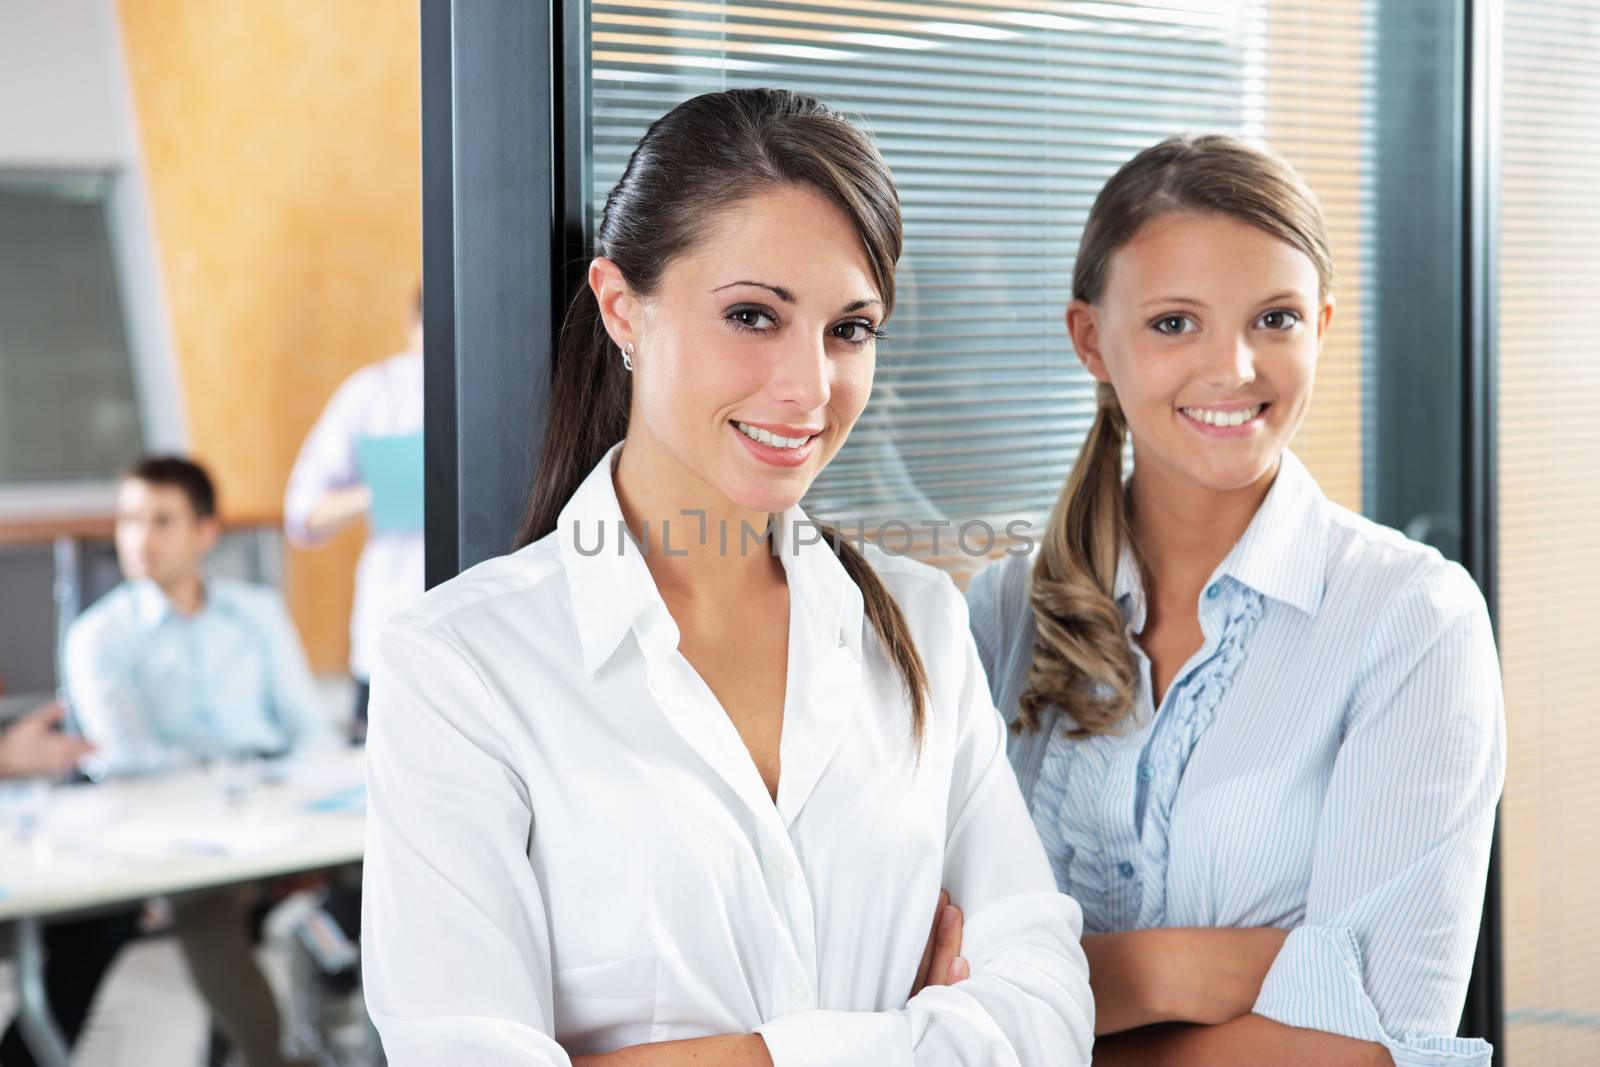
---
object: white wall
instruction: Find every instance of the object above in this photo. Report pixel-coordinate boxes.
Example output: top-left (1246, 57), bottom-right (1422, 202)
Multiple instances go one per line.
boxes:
top-left (0, 0), bottom-right (185, 520)
top-left (0, 0), bottom-right (129, 167)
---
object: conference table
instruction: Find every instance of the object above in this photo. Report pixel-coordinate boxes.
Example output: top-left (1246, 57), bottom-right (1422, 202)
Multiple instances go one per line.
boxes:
top-left (0, 748), bottom-right (367, 1067)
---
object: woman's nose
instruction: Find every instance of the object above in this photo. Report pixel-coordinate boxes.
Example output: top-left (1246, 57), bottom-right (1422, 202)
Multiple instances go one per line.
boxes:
top-left (768, 332), bottom-right (831, 410)
top-left (1204, 334), bottom-right (1258, 389)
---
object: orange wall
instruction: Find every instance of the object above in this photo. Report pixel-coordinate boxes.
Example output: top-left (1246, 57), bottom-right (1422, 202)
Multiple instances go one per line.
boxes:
top-left (117, 1), bottom-right (420, 671)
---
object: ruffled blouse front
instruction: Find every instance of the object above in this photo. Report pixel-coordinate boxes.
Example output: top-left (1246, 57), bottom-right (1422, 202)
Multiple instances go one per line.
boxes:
top-left (1030, 569), bottom-right (1264, 932)
top-left (967, 451), bottom-right (1505, 1065)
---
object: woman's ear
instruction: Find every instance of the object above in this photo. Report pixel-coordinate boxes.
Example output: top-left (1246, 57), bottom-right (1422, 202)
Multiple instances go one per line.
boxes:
top-left (590, 257), bottom-right (638, 350)
top-left (1316, 292), bottom-right (1337, 344)
top-left (1065, 299), bottom-right (1111, 383)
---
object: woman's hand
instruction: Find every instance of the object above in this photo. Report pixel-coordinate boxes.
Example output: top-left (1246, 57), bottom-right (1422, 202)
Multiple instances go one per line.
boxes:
top-left (909, 889), bottom-right (967, 998)
top-left (1086, 926), bottom-right (1289, 1035)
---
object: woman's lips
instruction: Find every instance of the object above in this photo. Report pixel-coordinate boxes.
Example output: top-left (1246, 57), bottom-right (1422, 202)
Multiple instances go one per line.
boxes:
top-left (729, 420), bottom-right (820, 468)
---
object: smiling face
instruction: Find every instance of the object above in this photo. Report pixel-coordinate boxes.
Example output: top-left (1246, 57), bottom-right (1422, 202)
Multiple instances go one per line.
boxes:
top-left (1067, 211), bottom-right (1334, 499)
top-left (595, 183), bottom-right (885, 516)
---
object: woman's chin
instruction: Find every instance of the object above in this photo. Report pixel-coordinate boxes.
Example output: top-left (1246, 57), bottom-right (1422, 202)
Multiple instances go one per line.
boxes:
top-left (724, 480), bottom-right (808, 518)
top-left (706, 462), bottom-right (808, 515)
top-left (1184, 449), bottom-right (1283, 495)
top-left (715, 449), bottom-right (823, 515)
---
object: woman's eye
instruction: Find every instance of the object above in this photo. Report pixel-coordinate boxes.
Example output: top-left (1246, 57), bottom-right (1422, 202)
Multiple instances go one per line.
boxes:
top-left (1153, 315), bottom-right (1194, 335)
top-left (1258, 309), bottom-right (1301, 331)
top-left (831, 320), bottom-right (880, 345)
top-left (727, 307), bottom-right (776, 332)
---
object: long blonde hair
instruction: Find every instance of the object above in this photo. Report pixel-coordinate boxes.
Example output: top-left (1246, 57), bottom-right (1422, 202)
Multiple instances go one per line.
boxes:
top-left (1020, 134), bottom-right (1333, 737)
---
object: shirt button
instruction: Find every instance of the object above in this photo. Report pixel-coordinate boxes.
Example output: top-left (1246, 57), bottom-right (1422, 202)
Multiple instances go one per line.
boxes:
top-left (1206, 583), bottom-right (1222, 600)
top-left (777, 861), bottom-right (794, 881)
top-left (790, 980), bottom-right (809, 1002)
top-left (1136, 762), bottom-right (1154, 783)
top-left (1118, 861), bottom-right (1136, 880)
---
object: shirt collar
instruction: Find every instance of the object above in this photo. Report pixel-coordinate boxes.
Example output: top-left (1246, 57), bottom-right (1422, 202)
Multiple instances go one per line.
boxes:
top-left (772, 505), bottom-right (866, 664)
top-left (557, 443), bottom-right (865, 677)
top-left (1112, 540), bottom-right (1147, 633)
top-left (1112, 450), bottom-right (1329, 623)
top-left (129, 577), bottom-right (174, 626)
top-left (1216, 450), bottom-right (1329, 615)
top-left (129, 573), bottom-right (236, 629)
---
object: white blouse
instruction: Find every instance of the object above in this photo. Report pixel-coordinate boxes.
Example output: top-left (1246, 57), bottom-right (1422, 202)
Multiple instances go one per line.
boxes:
top-left (284, 349), bottom-right (424, 681)
top-left (360, 444), bottom-right (1094, 1066)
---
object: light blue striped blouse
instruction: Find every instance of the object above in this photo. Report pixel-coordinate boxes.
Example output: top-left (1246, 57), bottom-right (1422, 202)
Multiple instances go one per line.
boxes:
top-left (965, 451), bottom-right (1506, 1066)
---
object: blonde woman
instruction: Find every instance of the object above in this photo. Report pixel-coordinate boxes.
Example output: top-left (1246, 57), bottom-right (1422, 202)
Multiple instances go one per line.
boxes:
top-left (965, 136), bottom-right (1504, 1066)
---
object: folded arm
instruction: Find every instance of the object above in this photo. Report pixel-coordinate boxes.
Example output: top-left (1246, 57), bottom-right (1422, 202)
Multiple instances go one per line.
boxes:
top-left (753, 587), bottom-right (1094, 1066)
top-left (1093, 1014), bottom-right (1392, 1066)
top-left (1103, 568), bottom-right (1504, 1067)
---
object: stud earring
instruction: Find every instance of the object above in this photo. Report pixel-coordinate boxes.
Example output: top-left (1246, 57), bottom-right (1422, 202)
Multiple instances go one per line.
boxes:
top-left (621, 342), bottom-right (635, 372)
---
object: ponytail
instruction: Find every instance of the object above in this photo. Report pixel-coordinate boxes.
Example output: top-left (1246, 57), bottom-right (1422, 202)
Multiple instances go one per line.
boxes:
top-left (516, 284), bottom-right (630, 548)
top-left (1022, 133), bottom-right (1331, 736)
top-left (511, 91), bottom-right (927, 748)
top-left (1020, 382), bottom-right (1137, 736)
top-left (817, 522), bottom-right (928, 752)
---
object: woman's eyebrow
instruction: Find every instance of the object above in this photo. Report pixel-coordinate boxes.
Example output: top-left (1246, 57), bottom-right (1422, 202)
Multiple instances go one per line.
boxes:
top-left (713, 282), bottom-right (882, 315)
top-left (713, 280), bottom-right (796, 303)
top-left (1139, 295), bottom-right (1209, 309)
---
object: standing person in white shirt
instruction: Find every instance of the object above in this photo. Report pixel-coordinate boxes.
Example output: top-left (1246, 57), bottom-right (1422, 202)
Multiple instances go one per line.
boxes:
top-left (284, 288), bottom-right (424, 739)
top-left (361, 88), bottom-right (1094, 1066)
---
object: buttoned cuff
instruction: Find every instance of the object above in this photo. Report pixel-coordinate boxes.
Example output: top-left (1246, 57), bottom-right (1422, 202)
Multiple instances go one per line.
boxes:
top-left (1254, 924), bottom-right (1491, 1067)
top-left (755, 1008), bottom-right (912, 1067)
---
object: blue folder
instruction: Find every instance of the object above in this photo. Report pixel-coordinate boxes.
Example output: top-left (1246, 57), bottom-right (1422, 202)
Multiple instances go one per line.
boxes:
top-left (356, 432), bottom-right (423, 533)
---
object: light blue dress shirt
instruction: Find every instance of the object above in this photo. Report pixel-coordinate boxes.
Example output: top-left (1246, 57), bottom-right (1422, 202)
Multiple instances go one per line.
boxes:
top-left (965, 451), bottom-right (1506, 1066)
top-left (64, 576), bottom-right (332, 776)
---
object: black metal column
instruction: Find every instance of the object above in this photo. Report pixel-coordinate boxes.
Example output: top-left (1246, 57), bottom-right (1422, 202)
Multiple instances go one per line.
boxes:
top-left (421, 0), bottom-right (568, 587)
top-left (1460, 0), bottom-right (1504, 1057)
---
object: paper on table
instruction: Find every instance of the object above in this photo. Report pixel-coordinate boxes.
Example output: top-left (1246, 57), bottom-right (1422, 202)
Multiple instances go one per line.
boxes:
top-left (356, 431), bottom-right (423, 533)
top-left (304, 784), bottom-right (366, 815)
top-left (95, 819), bottom-right (298, 860)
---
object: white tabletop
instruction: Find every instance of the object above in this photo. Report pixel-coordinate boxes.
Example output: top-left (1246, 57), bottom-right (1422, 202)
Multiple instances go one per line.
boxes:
top-left (0, 748), bottom-right (366, 923)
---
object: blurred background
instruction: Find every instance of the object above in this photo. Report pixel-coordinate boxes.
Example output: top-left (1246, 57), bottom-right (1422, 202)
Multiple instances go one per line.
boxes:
top-left (1, 0), bottom-right (1596, 1064)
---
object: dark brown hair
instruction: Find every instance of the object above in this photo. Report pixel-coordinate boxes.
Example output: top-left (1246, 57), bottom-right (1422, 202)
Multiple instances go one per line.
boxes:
top-left (1022, 133), bottom-right (1332, 737)
top-left (515, 88), bottom-right (929, 747)
top-left (123, 455), bottom-right (218, 520)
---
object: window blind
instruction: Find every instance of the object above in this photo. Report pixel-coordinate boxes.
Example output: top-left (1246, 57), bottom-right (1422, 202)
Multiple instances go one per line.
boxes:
top-left (1497, 2), bottom-right (1600, 1061)
top-left (588, 0), bottom-right (1373, 579)
top-left (0, 174), bottom-right (143, 484)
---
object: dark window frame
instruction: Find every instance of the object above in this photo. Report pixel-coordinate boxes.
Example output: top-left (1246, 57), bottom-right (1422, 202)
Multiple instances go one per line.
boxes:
top-left (420, 0), bottom-right (1505, 1054)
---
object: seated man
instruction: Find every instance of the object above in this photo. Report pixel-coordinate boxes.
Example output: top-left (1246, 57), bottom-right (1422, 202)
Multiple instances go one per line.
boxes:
top-left (68, 456), bottom-right (331, 776)
top-left (63, 455), bottom-right (326, 1067)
